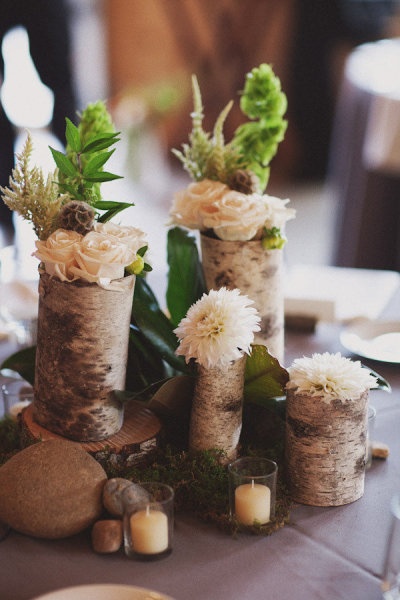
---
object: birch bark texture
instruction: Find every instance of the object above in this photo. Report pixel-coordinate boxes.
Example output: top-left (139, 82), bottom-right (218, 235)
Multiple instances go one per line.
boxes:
top-left (189, 356), bottom-right (246, 462)
top-left (285, 388), bottom-right (369, 506)
top-left (200, 234), bottom-right (284, 363)
top-left (33, 272), bottom-right (135, 442)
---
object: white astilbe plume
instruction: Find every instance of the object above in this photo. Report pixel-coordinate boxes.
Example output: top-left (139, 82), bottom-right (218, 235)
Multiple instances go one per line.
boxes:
top-left (174, 287), bottom-right (261, 369)
top-left (286, 352), bottom-right (378, 403)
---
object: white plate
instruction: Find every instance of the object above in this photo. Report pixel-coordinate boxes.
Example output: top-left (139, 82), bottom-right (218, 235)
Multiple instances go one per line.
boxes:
top-left (32, 584), bottom-right (175, 600)
top-left (340, 320), bottom-right (400, 363)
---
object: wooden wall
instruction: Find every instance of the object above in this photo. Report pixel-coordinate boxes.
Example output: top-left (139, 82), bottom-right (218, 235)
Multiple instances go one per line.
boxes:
top-left (104, 0), bottom-right (297, 175)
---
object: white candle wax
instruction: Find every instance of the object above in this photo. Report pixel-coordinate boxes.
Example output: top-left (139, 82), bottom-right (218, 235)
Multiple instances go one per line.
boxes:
top-left (130, 506), bottom-right (169, 554)
top-left (235, 480), bottom-right (271, 525)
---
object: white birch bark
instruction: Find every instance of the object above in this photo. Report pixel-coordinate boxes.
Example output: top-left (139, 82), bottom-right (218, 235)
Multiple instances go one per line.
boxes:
top-left (285, 388), bottom-right (369, 506)
top-left (200, 234), bottom-right (284, 363)
top-left (189, 356), bottom-right (246, 463)
top-left (33, 272), bottom-right (135, 442)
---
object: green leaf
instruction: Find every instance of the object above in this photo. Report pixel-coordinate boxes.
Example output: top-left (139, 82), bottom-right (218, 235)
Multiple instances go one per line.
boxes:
top-left (49, 147), bottom-right (77, 178)
top-left (82, 132), bottom-right (121, 153)
top-left (137, 245), bottom-right (148, 258)
top-left (166, 227), bottom-right (207, 327)
top-left (362, 365), bottom-right (392, 393)
top-left (1, 346), bottom-right (37, 385)
top-left (92, 200), bottom-right (133, 210)
top-left (127, 326), bottom-right (171, 391)
top-left (82, 150), bottom-right (115, 175)
top-left (148, 375), bottom-right (195, 448)
top-left (65, 118), bottom-right (81, 153)
top-left (84, 171), bottom-right (123, 183)
top-left (244, 344), bottom-right (289, 408)
top-left (133, 277), bottom-right (190, 373)
top-left (97, 202), bottom-right (133, 223)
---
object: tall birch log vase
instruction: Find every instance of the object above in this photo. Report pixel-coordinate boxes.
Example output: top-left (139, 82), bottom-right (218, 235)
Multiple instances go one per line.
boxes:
top-left (189, 355), bottom-right (246, 463)
top-left (200, 234), bottom-right (284, 363)
top-left (285, 388), bottom-right (369, 506)
top-left (33, 272), bottom-right (135, 442)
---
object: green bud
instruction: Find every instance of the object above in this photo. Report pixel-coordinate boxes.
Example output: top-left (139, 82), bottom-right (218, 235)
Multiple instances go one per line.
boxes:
top-left (126, 255), bottom-right (145, 275)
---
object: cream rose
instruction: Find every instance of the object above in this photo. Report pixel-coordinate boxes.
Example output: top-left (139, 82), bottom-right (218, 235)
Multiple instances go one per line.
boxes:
top-left (94, 222), bottom-right (148, 253)
top-left (70, 231), bottom-right (136, 288)
top-left (262, 195), bottom-right (296, 230)
top-left (170, 180), bottom-right (296, 241)
top-left (33, 229), bottom-right (82, 281)
top-left (205, 192), bottom-right (269, 241)
top-left (170, 179), bottom-right (228, 229)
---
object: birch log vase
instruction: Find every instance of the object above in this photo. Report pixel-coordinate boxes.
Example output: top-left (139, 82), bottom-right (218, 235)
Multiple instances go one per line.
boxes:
top-left (189, 355), bottom-right (246, 463)
top-left (200, 234), bottom-right (284, 363)
top-left (285, 388), bottom-right (369, 506)
top-left (33, 272), bottom-right (135, 442)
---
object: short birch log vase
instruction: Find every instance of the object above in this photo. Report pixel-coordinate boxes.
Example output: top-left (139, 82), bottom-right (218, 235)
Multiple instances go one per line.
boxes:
top-left (33, 272), bottom-right (135, 442)
top-left (200, 234), bottom-right (284, 363)
top-left (189, 355), bottom-right (246, 463)
top-left (285, 388), bottom-right (369, 506)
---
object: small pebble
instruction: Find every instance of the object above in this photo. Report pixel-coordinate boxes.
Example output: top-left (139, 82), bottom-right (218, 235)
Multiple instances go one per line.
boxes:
top-left (371, 441), bottom-right (390, 459)
top-left (103, 478), bottom-right (149, 517)
top-left (92, 519), bottom-right (122, 554)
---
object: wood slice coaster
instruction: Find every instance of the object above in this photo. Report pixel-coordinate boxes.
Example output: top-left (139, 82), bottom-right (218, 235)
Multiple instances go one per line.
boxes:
top-left (20, 401), bottom-right (162, 467)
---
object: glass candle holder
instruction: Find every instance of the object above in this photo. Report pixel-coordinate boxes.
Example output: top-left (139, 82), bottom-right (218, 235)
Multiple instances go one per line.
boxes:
top-left (228, 456), bottom-right (278, 527)
top-left (1, 379), bottom-right (33, 420)
top-left (122, 482), bottom-right (174, 561)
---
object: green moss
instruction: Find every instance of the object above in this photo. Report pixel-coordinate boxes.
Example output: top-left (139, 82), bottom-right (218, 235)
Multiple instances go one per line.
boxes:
top-left (95, 444), bottom-right (292, 536)
top-left (0, 414), bottom-right (292, 536)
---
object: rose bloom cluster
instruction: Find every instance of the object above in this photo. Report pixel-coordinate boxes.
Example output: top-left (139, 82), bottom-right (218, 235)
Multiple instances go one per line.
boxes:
top-left (33, 222), bottom-right (148, 290)
top-left (170, 179), bottom-right (296, 241)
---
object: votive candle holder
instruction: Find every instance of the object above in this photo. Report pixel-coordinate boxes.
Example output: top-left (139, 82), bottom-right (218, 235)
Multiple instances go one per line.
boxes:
top-left (228, 456), bottom-right (277, 528)
top-left (122, 482), bottom-right (174, 561)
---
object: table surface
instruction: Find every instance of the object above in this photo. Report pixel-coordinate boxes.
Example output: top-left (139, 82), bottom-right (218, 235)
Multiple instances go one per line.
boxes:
top-left (0, 283), bottom-right (399, 600)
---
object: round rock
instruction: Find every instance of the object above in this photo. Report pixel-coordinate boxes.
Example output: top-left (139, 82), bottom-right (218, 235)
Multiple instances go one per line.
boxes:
top-left (103, 478), bottom-right (150, 517)
top-left (0, 439), bottom-right (107, 539)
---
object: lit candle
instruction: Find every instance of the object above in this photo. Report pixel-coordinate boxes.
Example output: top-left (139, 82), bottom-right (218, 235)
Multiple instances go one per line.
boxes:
top-left (235, 480), bottom-right (271, 525)
top-left (130, 506), bottom-right (169, 554)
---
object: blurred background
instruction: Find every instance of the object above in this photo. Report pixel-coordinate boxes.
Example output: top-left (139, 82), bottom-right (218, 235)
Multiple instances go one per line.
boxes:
top-left (0, 0), bottom-right (400, 303)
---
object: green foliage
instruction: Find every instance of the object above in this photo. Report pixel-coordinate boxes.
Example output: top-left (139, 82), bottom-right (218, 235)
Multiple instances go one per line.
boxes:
top-left (233, 64), bottom-right (288, 191)
top-left (126, 277), bottom-right (191, 392)
top-left (172, 75), bottom-right (243, 184)
top-left (1, 101), bottom-right (133, 237)
top-left (0, 135), bottom-right (68, 240)
top-left (166, 227), bottom-right (206, 327)
top-left (365, 366), bottom-right (392, 392)
top-left (244, 345), bottom-right (289, 408)
top-left (262, 226), bottom-right (287, 250)
top-left (172, 64), bottom-right (287, 192)
top-left (1, 346), bottom-right (36, 386)
top-left (51, 116), bottom-right (129, 221)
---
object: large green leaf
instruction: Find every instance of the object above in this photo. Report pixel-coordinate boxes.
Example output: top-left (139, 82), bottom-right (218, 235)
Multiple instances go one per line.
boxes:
top-left (166, 227), bottom-right (206, 327)
top-left (132, 277), bottom-right (190, 374)
top-left (1, 346), bottom-right (36, 385)
top-left (244, 344), bottom-right (289, 408)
